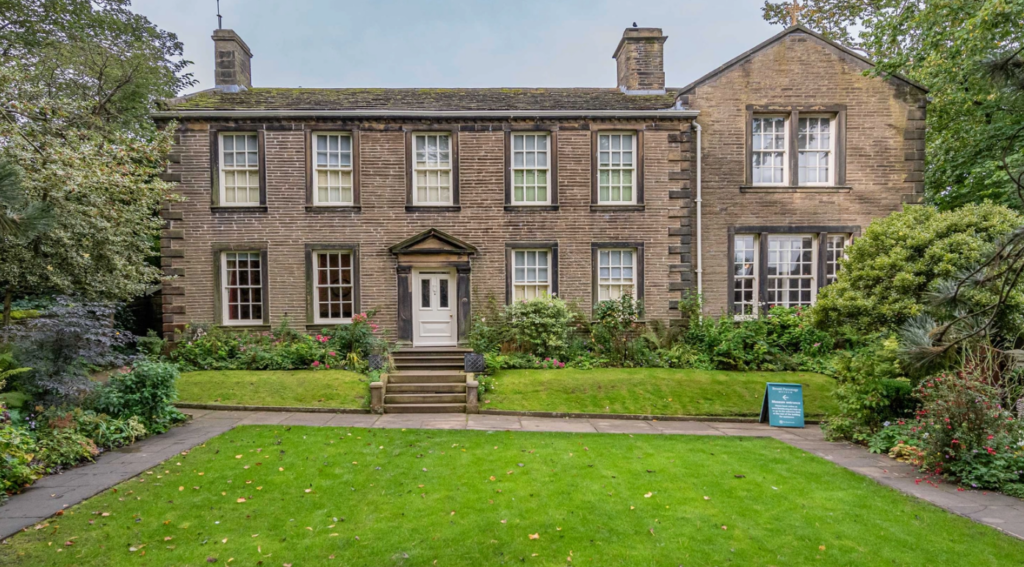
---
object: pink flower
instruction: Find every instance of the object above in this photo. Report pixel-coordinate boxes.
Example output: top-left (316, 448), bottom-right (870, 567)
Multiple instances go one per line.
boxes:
top-left (326, 364), bottom-right (330, 369)
top-left (329, 351), bottom-right (336, 357)
top-left (312, 361), bottom-right (320, 368)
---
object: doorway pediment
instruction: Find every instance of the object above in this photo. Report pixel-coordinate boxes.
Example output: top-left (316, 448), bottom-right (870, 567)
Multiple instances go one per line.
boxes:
top-left (388, 228), bottom-right (478, 256)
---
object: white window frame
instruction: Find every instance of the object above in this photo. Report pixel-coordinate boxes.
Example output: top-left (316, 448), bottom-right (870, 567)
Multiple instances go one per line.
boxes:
top-left (766, 234), bottom-right (817, 309)
top-left (797, 115), bottom-right (836, 186)
top-left (312, 250), bottom-right (355, 324)
top-left (510, 133), bottom-right (551, 205)
top-left (596, 132), bottom-right (637, 205)
top-left (751, 116), bottom-right (788, 186)
top-left (312, 132), bottom-right (355, 206)
top-left (221, 251), bottom-right (263, 326)
top-left (732, 234), bottom-right (759, 319)
top-left (824, 234), bottom-right (848, 286)
top-left (218, 132), bottom-right (261, 206)
top-left (411, 132), bottom-right (453, 206)
top-left (597, 248), bottom-right (637, 301)
top-left (511, 249), bottom-right (552, 301)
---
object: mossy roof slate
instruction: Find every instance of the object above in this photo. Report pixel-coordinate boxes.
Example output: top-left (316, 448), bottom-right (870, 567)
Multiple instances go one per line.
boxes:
top-left (163, 87), bottom-right (682, 112)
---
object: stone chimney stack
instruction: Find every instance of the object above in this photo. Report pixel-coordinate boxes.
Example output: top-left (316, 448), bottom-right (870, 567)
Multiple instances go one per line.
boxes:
top-left (613, 27), bottom-right (667, 94)
top-left (212, 29), bottom-right (252, 91)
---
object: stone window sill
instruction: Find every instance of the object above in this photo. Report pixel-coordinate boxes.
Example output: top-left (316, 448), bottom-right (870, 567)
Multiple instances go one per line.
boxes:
top-left (211, 205), bottom-right (268, 213)
top-left (590, 204), bottom-right (645, 212)
top-left (505, 205), bottom-right (559, 212)
top-left (305, 205), bottom-right (361, 213)
top-left (215, 324), bottom-right (271, 331)
top-left (740, 186), bottom-right (852, 193)
top-left (406, 205), bottom-right (461, 213)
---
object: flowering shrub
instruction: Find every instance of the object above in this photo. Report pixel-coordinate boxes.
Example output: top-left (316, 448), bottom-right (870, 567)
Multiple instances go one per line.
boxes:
top-left (538, 358), bottom-right (566, 369)
top-left (172, 312), bottom-right (387, 373)
top-left (907, 367), bottom-right (1024, 492)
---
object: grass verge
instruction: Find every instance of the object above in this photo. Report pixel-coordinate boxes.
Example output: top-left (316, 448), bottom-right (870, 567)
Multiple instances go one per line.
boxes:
top-left (176, 370), bottom-right (369, 408)
top-left (1, 426), bottom-right (1020, 566)
top-left (483, 368), bottom-right (837, 417)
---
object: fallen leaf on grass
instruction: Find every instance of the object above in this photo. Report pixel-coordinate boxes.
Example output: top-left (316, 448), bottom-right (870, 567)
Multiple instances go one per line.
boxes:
top-left (819, 546), bottom-right (826, 551)
top-left (528, 533), bottom-right (540, 540)
top-left (237, 498), bottom-right (246, 503)
top-left (644, 492), bottom-right (652, 498)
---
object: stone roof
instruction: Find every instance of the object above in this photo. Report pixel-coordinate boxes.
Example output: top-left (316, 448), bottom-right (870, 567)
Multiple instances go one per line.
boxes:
top-left (161, 87), bottom-right (682, 112)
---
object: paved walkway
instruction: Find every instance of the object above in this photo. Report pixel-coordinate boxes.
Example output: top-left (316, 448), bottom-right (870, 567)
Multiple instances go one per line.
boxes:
top-left (3, 409), bottom-right (1024, 542)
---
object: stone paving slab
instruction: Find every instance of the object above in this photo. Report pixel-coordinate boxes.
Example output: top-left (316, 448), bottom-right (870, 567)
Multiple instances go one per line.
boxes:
top-left (3, 409), bottom-right (1024, 543)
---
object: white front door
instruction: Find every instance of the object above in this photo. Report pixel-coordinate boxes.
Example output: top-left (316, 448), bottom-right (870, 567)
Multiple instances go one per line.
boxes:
top-left (412, 268), bottom-right (457, 346)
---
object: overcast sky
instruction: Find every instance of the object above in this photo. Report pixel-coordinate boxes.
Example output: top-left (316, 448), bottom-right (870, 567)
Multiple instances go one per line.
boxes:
top-left (130, 0), bottom-right (781, 94)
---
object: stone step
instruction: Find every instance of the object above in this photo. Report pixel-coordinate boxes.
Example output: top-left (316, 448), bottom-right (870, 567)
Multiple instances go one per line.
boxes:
top-left (384, 403), bottom-right (466, 414)
top-left (393, 352), bottom-right (466, 360)
top-left (388, 370), bottom-right (465, 384)
top-left (393, 360), bottom-right (464, 370)
top-left (387, 382), bottom-right (466, 393)
top-left (385, 393), bottom-right (467, 404)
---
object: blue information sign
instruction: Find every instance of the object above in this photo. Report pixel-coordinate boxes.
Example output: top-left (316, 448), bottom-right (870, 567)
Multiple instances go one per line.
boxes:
top-left (759, 382), bottom-right (805, 428)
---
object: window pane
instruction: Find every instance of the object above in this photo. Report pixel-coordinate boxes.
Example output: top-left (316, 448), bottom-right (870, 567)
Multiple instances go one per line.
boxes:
top-left (421, 278), bottom-right (431, 309)
top-left (439, 279), bottom-right (449, 308)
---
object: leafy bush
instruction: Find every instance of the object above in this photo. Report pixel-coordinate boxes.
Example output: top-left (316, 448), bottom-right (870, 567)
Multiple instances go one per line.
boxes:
top-left (591, 295), bottom-right (643, 365)
top-left (0, 419), bottom-right (38, 499)
top-left (822, 336), bottom-right (915, 442)
top-left (813, 203), bottom-right (1023, 334)
top-left (135, 329), bottom-right (166, 358)
top-left (867, 421), bottom-right (917, 454)
top-left (93, 360), bottom-right (184, 434)
top-left (35, 426), bottom-right (99, 470)
top-left (504, 296), bottom-right (578, 358)
top-left (682, 305), bottom-right (834, 372)
top-left (466, 297), bottom-right (509, 355)
top-left (908, 366), bottom-right (1024, 492)
top-left (9, 298), bottom-right (132, 403)
top-left (484, 352), bottom-right (543, 373)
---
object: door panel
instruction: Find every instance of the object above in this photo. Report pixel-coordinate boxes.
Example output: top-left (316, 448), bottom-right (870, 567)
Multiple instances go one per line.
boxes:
top-left (413, 269), bottom-right (457, 346)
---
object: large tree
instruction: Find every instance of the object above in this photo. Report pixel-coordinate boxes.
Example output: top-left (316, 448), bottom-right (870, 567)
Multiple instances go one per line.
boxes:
top-left (763, 1), bottom-right (1024, 210)
top-left (0, 1), bottom-right (193, 323)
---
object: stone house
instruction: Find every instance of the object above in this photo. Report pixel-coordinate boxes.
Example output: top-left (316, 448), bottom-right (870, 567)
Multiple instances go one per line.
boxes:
top-left (154, 24), bottom-right (926, 348)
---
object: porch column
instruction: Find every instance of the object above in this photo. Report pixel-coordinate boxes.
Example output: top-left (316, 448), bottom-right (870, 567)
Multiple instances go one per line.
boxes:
top-left (397, 265), bottom-right (412, 341)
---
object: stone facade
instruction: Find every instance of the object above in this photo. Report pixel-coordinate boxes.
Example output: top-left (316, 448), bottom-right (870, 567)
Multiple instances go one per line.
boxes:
top-left (157, 25), bottom-right (926, 341)
top-left (159, 119), bottom-right (694, 340)
top-left (680, 28), bottom-right (927, 317)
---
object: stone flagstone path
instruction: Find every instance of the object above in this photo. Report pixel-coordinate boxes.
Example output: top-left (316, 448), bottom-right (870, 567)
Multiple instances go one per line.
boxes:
top-left (2, 409), bottom-right (1023, 541)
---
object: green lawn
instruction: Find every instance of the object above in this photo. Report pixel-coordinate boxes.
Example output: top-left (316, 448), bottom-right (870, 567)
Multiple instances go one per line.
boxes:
top-left (484, 368), bottom-right (837, 417)
top-left (177, 370), bottom-right (369, 408)
top-left (2, 427), bottom-right (1020, 566)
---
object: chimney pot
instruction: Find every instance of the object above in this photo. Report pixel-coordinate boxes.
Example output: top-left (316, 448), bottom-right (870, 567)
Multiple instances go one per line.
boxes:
top-left (212, 29), bottom-right (252, 91)
top-left (613, 27), bottom-right (667, 94)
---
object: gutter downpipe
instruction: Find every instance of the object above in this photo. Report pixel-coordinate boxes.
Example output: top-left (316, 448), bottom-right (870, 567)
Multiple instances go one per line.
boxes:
top-left (695, 122), bottom-right (703, 316)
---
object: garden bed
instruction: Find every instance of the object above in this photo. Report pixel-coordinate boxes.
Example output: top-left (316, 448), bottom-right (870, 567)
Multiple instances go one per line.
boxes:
top-left (482, 368), bottom-right (837, 417)
top-left (1, 426), bottom-right (1021, 566)
top-left (176, 370), bottom-right (370, 409)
